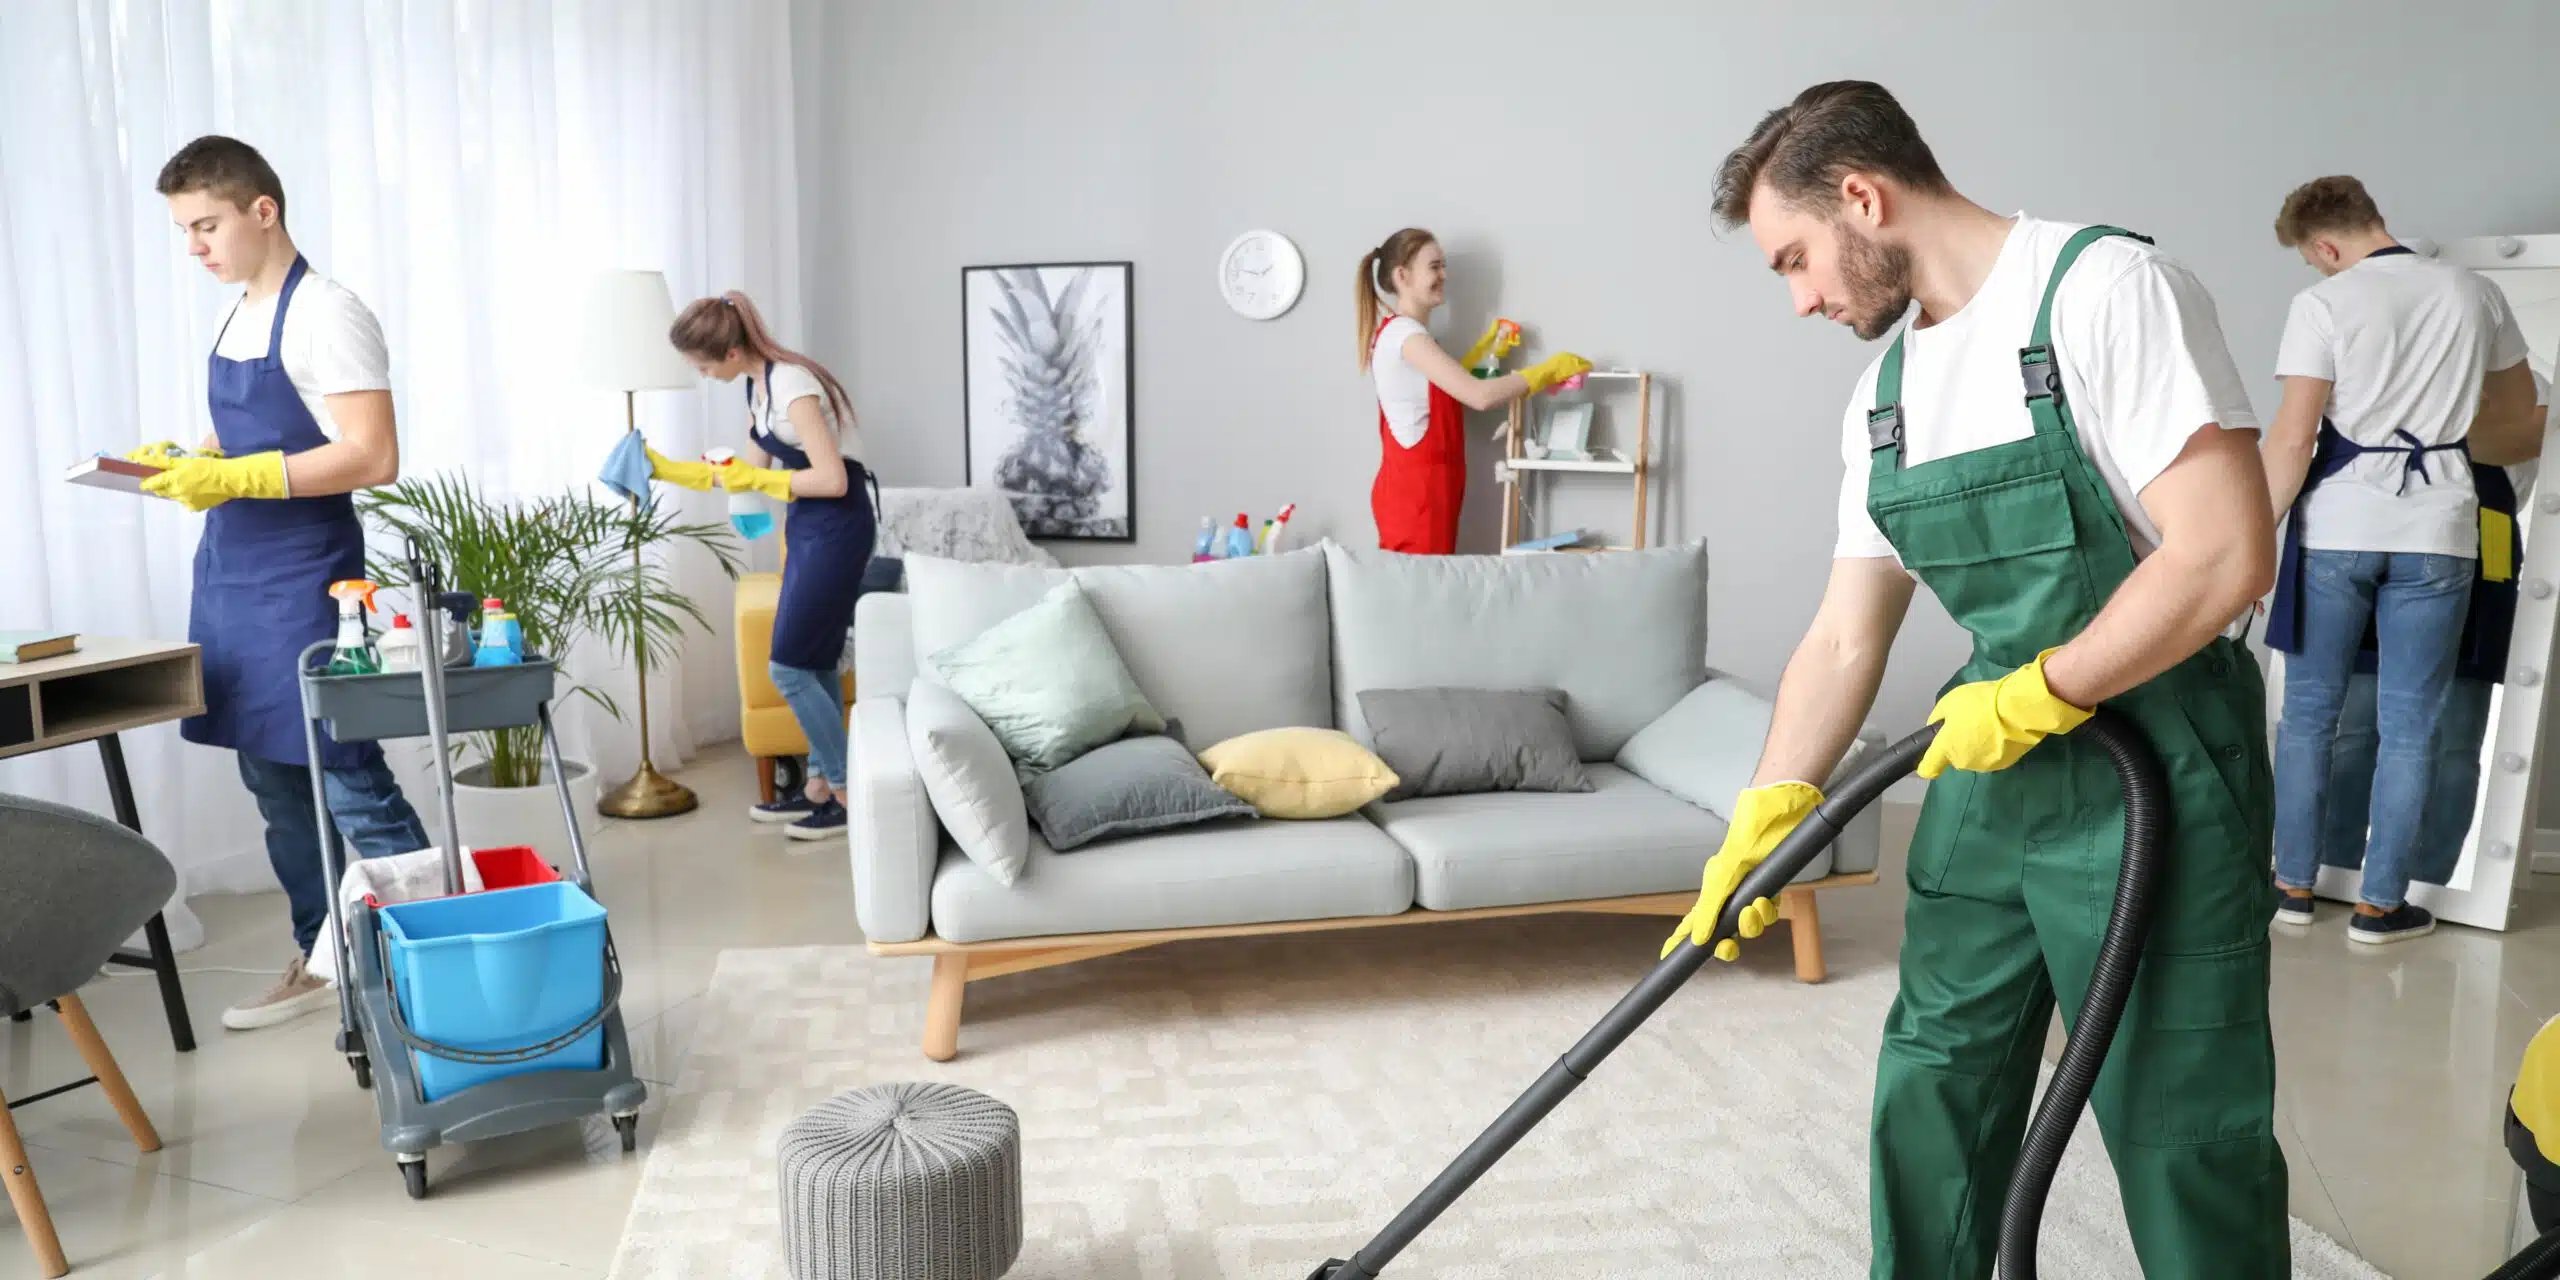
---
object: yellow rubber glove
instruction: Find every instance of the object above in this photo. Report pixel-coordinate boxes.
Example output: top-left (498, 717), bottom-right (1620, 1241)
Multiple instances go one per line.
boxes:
top-left (715, 462), bottom-right (798, 503)
top-left (1460, 318), bottom-right (1520, 370)
top-left (126, 440), bottom-right (220, 467)
top-left (1660, 781), bottom-right (1823, 960)
top-left (646, 446), bottom-right (720, 492)
top-left (1915, 647), bottom-right (2092, 779)
top-left (140, 451), bottom-right (286, 512)
top-left (1518, 352), bottom-right (1594, 395)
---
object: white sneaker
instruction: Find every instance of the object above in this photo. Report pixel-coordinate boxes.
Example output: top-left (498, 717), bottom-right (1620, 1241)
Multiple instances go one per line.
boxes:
top-left (221, 955), bottom-right (337, 1031)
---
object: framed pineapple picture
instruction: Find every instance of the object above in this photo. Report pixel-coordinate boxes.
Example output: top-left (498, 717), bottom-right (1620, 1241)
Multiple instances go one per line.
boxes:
top-left (960, 260), bottom-right (1136, 541)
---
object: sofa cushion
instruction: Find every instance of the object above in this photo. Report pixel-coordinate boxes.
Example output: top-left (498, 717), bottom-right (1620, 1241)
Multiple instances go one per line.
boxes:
top-left (906, 679), bottom-right (1031, 885)
top-left (1366, 763), bottom-right (1834, 912)
top-left (905, 548), bottom-right (1332, 751)
top-left (1357, 686), bottom-right (1592, 800)
top-left (1197, 726), bottom-right (1400, 818)
top-left (853, 591), bottom-right (918, 703)
top-left (926, 579), bottom-right (1166, 772)
top-left (927, 816), bottom-right (1414, 943)
top-left (1323, 541), bottom-right (1706, 761)
top-left (1020, 733), bottom-right (1260, 852)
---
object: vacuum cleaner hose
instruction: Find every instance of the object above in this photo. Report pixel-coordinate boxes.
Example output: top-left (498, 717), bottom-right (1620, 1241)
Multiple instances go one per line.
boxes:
top-left (1311, 706), bottom-right (2169, 1280)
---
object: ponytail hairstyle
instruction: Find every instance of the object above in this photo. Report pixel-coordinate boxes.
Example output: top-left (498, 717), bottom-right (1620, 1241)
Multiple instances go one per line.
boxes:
top-left (1355, 227), bottom-right (1438, 372)
top-left (668, 291), bottom-right (857, 430)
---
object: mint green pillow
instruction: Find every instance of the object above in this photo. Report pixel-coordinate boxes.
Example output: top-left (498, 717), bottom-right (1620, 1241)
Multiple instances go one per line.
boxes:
top-left (926, 579), bottom-right (1164, 772)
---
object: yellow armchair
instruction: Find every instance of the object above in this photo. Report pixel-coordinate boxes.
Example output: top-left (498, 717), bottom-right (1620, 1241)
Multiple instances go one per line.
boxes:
top-left (734, 570), bottom-right (856, 803)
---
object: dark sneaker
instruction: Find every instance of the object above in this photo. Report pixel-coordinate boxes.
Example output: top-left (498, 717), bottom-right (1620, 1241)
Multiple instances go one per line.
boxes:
top-left (2272, 892), bottom-right (2316, 929)
top-left (2349, 903), bottom-right (2435, 946)
top-left (750, 794), bottom-right (818, 824)
top-left (784, 798), bottom-right (848, 842)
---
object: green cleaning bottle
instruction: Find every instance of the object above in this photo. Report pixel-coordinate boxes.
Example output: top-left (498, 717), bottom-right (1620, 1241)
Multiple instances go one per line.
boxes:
top-left (325, 579), bottom-right (382, 675)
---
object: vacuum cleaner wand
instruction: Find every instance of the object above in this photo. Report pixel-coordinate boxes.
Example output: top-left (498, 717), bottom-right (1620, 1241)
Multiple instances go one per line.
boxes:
top-left (1310, 708), bottom-right (2167, 1280)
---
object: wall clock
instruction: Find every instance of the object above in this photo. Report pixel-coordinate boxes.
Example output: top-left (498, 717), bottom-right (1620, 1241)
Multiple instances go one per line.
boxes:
top-left (1218, 229), bottom-right (1304, 320)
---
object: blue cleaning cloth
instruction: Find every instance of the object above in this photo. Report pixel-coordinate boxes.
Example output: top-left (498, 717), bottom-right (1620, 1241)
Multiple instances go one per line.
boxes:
top-left (597, 431), bottom-right (655, 508)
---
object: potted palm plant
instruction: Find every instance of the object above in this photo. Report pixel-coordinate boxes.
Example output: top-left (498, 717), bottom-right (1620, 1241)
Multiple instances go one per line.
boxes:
top-left (358, 473), bottom-right (741, 851)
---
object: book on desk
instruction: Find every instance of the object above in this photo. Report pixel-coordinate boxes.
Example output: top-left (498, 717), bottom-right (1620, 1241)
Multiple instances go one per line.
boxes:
top-left (0, 631), bottom-right (79, 664)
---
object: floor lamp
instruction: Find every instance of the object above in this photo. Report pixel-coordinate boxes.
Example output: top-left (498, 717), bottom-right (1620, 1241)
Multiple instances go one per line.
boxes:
top-left (580, 269), bottom-right (700, 819)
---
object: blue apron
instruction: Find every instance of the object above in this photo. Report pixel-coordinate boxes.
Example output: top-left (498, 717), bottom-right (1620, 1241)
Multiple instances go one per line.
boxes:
top-left (2262, 416), bottom-right (2478, 654)
top-left (180, 257), bottom-right (376, 770)
top-left (748, 362), bottom-right (879, 672)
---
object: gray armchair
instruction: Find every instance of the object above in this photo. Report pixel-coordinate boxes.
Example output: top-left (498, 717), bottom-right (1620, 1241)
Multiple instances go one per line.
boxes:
top-left (0, 792), bottom-right (174, 1278)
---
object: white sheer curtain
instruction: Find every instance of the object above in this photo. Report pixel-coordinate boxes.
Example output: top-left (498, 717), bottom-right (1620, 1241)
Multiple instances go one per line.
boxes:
top-left (0, 0), bottom-right (803, 939)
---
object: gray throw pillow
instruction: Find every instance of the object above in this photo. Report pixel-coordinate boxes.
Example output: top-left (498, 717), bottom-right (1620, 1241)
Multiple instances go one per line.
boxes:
top-left (1020, 733), bottom-right (1260, 851)
top-left (1356, 687), bottom-right (1594, 801)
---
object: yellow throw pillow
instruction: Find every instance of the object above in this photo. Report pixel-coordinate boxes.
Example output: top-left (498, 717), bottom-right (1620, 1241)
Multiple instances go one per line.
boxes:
top-left (1198, 727), bottom-right (1399, 819)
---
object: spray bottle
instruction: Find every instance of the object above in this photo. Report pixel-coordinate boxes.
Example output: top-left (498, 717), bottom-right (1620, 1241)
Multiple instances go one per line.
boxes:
top-left (1193, 516), bottom-right (1218, 563)
top-left (324, 580), bottom-right (382, 675)
top-left (702, 447), bottom-right (774, 540)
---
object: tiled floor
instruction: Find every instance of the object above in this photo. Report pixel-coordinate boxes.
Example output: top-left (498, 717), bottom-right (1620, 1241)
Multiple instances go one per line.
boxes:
top-left (2, 741), bottom-right (2554, 1278)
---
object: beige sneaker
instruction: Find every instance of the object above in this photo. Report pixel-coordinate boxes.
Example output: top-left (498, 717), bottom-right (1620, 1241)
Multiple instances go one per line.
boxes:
top-left (221, 955), bottom-right (336, 1031)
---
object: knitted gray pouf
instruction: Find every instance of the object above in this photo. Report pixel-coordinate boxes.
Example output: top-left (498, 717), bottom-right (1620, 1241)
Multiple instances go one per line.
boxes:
top-left (777, 1081), bottom-right (1023, 1280)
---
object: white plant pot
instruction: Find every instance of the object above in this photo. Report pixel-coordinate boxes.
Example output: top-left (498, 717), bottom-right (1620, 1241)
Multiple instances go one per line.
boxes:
top-left (447, 759), bottom-right (599, 857)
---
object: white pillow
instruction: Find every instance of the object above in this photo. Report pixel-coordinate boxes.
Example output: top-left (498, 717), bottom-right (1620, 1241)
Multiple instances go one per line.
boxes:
top-left (906, 679), bottom-right (1030, 886)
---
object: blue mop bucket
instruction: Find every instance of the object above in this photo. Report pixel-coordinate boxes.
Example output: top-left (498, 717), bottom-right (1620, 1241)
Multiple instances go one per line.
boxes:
top-left (376, 881), bottom-right (615, 1101)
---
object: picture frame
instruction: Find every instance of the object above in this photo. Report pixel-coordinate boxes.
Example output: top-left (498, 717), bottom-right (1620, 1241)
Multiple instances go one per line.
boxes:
top-left (1540, 402), bottom-right (1594, 460)
top-left (960, 260), bottom-right (1136, 541)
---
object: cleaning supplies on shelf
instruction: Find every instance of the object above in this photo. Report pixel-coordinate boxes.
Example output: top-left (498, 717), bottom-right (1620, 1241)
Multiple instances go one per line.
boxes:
top-left (473, 598), bottom-right (525, 667)
top-left (1194, 516), bottom-right (1218, 563)
top-left (325, 579), bottom-right (382, 675)
top-left (702, 448), bottom-right (774, 540)
top-left (1258, 503), bottom-right (1297, 554)
top-left (378, 613), bottom-right (423, 673)
top-left (1222, 513), bottom-right (1254, 559)
top-left (434, 592), bottom-right (477, 666)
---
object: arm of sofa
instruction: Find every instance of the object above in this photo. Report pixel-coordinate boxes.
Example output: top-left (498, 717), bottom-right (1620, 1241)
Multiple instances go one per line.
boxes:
top-left (850, 695), bottom-right (938, 943)
top-left (1614, 674), bottom-right (1889, 878)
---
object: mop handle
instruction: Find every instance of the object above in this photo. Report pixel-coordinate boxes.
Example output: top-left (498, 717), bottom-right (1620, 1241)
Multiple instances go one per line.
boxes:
top-left (407, 538), bottom-right (467, 897)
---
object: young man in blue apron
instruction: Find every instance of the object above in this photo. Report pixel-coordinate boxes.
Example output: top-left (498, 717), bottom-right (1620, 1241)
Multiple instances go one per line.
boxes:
top-left (137, 136), bottom-right (431, 1031)
top-left (2258, 175), bottom-right (2539, 943)
top-left (1661, 81), bottom-right (2290, 1275)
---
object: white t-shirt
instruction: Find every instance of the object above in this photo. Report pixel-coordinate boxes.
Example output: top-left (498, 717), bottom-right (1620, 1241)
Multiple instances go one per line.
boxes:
top-left (210, 270), bottom-right (391, 439)
top-left (2274, 250), bottom-right (2531, 558)
top-left (1370, 315), bottom-right (1434, 449)
top-left (746, 360), bottom-right (866, 465)
top-left (1836, 215), bottom-right (2260, 563)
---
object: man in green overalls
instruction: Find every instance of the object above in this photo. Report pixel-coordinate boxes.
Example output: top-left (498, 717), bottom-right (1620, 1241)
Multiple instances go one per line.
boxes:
top-left (1661, 81), bottom-right (2292, 1276)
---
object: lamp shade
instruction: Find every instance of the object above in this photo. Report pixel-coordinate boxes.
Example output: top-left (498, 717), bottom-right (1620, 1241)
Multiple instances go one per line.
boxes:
top-left (577, 269), bottom-right (698, 392)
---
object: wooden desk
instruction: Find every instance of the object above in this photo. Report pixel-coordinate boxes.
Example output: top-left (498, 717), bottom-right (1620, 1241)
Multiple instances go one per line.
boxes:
top-left (1, 640), bottom-right (207, 1052)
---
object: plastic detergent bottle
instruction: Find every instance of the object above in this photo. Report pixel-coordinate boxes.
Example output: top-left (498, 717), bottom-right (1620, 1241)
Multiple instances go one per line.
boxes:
top-left (1223, 513), bottom-right (1254, 558)
top-left (377, 613), bottom-right (423, 673)
top-left (703, 447), bottom-right (774, 540)
top-left (473, 597), bottom-right (525, 667)
top-left (324, 580), bottom-right (381, 675)
top-left (1193, 517), bottom-right (1217, 563)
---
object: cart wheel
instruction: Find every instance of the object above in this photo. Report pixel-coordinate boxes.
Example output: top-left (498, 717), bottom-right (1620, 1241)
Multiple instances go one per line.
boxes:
top-left (615, 1113), bottom-right (639, 1153)
top-left (400, 1159), bottom-right (428, 1200)
top-left (350, 1054), bottom-right (372, 1091)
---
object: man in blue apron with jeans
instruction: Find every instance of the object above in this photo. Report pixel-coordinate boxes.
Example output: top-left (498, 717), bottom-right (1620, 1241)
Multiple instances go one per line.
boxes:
top-left (2259, 175), bottom-right (2539, 943)
top-left (137, 136), bottom-right (431, 1031)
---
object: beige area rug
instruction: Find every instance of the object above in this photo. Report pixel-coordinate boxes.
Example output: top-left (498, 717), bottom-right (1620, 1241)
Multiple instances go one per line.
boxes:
top-left (607, 915), bottom-right (2384, 1279)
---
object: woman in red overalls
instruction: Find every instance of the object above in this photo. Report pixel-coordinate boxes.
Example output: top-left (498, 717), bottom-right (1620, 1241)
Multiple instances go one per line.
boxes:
top-left (1357, 227), bottom-right (1591, 554)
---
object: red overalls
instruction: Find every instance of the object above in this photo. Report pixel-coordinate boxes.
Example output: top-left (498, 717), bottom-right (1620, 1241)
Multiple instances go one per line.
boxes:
top-left (1370, 315), bottom-right (1468, 554)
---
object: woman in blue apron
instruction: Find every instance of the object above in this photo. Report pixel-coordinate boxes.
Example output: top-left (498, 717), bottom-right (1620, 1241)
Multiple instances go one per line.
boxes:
top-left (136, 132), bottom-right (433, 1032)
top-left (660, 291), bottom-right (877, 840)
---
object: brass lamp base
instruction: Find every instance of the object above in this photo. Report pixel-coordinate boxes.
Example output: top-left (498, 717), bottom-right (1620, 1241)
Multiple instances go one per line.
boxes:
top-left (598, 762), bottom-right (697, 819)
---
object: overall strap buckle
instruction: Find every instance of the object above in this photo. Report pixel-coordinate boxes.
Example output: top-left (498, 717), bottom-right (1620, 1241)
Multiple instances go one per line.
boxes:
top-left (1867, 404), bottom-right (1905, 455)
top-left (2018, 345), bottom-right (2062, 402)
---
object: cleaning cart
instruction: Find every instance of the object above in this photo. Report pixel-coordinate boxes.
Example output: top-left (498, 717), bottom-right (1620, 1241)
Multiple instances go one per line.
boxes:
top-left (296, 539), bottom-right (645, 1200)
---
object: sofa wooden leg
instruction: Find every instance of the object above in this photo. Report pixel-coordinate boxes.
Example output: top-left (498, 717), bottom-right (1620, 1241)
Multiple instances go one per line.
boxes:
top-left (0, 1086), bottom-right (69, 1278)
top-left (756, 756), bottom-right (777, 806)
top-left (1783, 888), bottom-right (1825, 983)
top-left (923, 954), bottom-right (969, 1062)
top-left (52, 995), bottom-right (159, 1153)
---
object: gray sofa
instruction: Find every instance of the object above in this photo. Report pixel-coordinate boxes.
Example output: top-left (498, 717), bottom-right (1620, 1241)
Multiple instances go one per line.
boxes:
top-left (847, 540), bottom-right (1882, 1059)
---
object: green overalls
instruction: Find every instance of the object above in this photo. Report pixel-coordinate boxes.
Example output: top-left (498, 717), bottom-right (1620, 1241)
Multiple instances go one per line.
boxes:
top-left (1861, 227), bottom-right (2290, 1277)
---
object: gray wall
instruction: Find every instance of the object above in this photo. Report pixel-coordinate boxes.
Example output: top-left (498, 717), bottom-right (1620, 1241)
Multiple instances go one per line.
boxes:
top-left (791, 0), bottom-right (2559, 737)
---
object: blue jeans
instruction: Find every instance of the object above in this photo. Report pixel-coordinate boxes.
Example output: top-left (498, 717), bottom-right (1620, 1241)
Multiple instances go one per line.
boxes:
top-left (236, 750), bottom-right (431, 956)
top-left (768, 661), bottom-right (848, 792)
top-left (2273, 550), bottom-right (2473, 908)
top-left (2319, 673), bottom-right (2490, 890)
